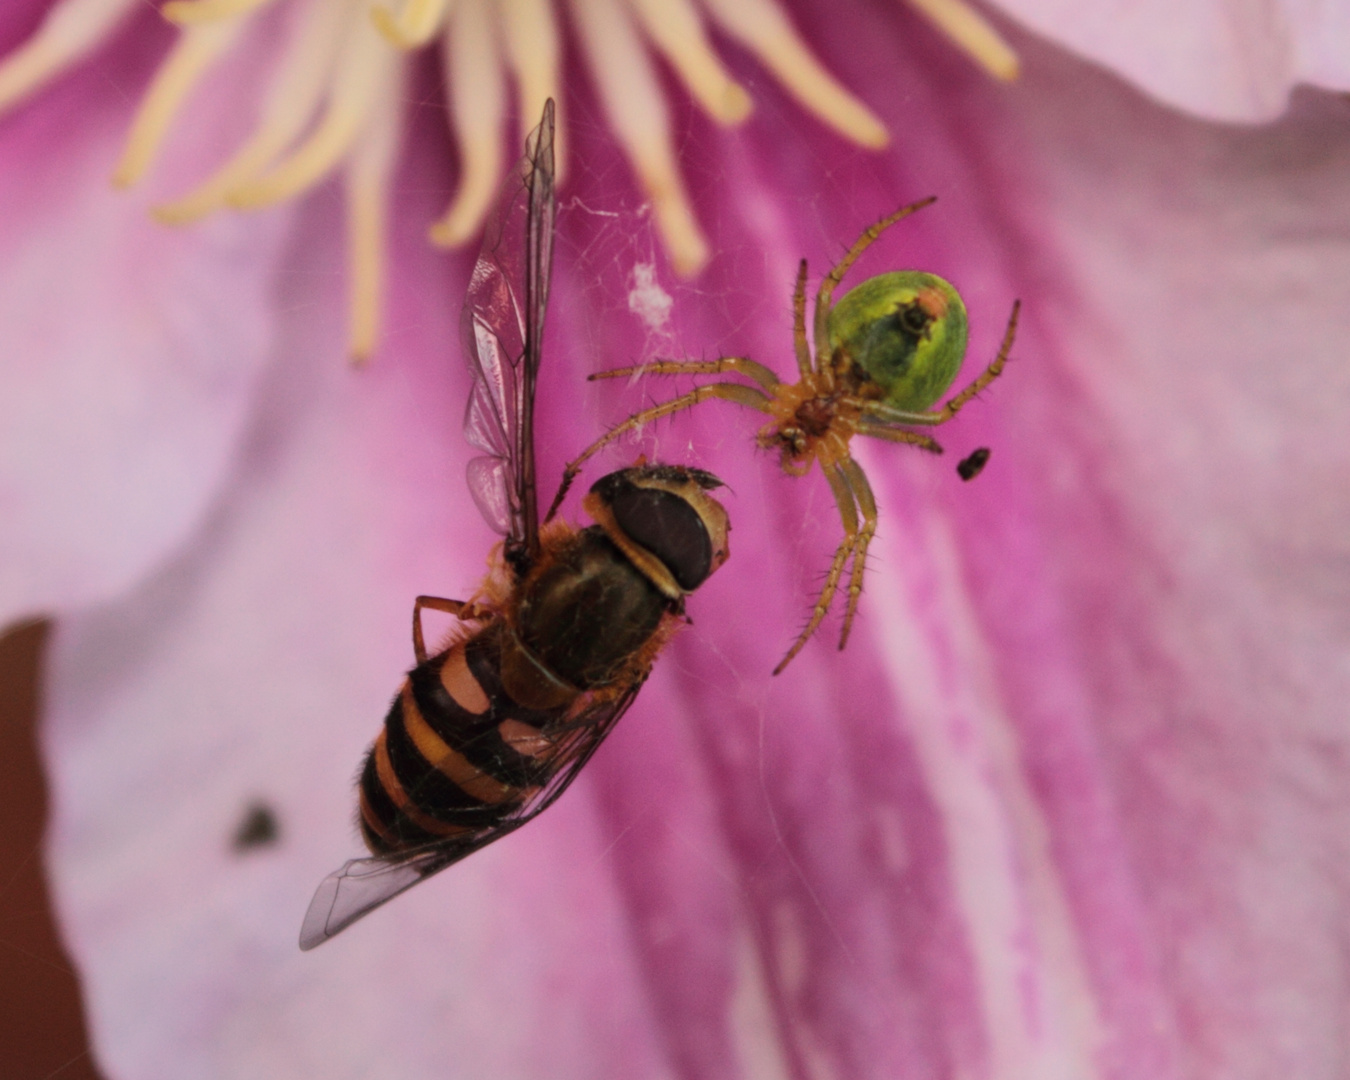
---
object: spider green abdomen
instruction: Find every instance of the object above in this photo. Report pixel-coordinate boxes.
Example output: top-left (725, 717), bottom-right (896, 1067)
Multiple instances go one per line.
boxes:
top-left (828, 271), bottom-right (969, 413)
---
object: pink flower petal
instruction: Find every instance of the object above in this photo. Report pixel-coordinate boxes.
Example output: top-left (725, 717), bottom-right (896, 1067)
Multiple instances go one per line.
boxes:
top-left (990, 0), bottom-right (1350, 120)
top-left (30, 5), bottom-right (1350, 1080)
top-left (0, 4), bottom-right (293, 624)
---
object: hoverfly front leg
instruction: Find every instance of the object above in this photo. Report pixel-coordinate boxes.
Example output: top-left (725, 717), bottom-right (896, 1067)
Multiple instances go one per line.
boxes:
top-left (412, 596), bottom-right (467, 664)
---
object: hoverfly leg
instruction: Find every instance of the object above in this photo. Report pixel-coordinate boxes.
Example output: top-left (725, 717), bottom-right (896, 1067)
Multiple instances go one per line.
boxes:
top-left (412, 596), bottom-right (467, 664)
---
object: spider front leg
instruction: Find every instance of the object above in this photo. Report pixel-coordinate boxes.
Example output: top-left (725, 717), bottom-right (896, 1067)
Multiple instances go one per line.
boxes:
top-left (774, 461), bottom-right (861, 675)
top-left (813, 197), bottom-right (938, 360)
top-left (590, 356), bottom-right (781, 391)
top-left (792, 259), bottom-right (812, 377)
top-left (545, 380), bottom-right (772, 522)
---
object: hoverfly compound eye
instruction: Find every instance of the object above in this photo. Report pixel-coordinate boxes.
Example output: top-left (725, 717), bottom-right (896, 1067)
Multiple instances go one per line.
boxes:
top-left (585, 467), bottom-right (731, 598)
top-left (611, 485), bottom-right (712, 591)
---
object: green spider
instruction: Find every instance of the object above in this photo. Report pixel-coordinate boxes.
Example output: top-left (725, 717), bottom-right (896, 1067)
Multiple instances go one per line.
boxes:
top-left (548, 198), bottom-right (1020, 674)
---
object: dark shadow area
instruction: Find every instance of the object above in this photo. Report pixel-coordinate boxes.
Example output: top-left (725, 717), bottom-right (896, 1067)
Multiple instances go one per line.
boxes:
top-left (0, 620), bottom-right (105, 1080)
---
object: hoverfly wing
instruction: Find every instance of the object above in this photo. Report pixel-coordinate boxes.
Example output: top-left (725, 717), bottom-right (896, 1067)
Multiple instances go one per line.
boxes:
top-left (516, 99), bottom-right (556, 558)
top-left (477, 681), bottom-right (643, 834)
top-left (299, 680), bottom-right (641, 948)
top-left (301, 683), bottom-right (642, 945)
top-left (461, 99), bottom-right (556, 560)
top-left (465, 454), bottom-right (513, 536)
top-left (299, 848), bottom-right (452, 950)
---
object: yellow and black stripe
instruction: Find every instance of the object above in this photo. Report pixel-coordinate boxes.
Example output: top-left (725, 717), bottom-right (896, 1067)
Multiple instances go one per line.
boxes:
top-left (358, 625), bottom-right (555, 856)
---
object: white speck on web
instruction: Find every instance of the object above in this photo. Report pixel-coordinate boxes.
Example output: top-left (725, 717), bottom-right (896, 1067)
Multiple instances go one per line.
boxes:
top-left (627, 263), bottom-right (673, 332)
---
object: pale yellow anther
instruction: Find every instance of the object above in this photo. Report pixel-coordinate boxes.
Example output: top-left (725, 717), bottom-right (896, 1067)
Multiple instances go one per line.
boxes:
top-left (344, 62), bottom-right (404, 362)
top-left (0, 0), bottom-right (138, 114)
top-left (629, 0), bottom-right (751, 125)
top-left (371, 0), bottom-right (454, 49)
top-left (0, 0), bottom-right (978, 362)
top-left (162, 0), bottom-right (276, 27)
top-left (571, 0), bottom-right (709, 275)
top-left (501, 0), bottom-right (563, 179)
top-left (429, 0), bottom-right (505, 247)
top-left (113, 19), bottom-right (244, 188)
top-left (702, 0), bottom-right (889, 148)
top-left (347, 178), bottom-right (385, 362)
top-left (229, 15), bottom-right (393, 209)
top-left (154, 0), bottom-right (351, 223)
top-left (904, 0), bottom-right (1019, 81)
top-left (153, 139), bottom-right (273, 224)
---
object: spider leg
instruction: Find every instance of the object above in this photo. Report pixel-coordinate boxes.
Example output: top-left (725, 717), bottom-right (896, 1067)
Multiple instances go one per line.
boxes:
top-left (413, 595), bottom-right (467, 664)
top-left (836, 456), bottom-right (877, 653)
top-left (591, 357), bottom-right (780, 392)
top-left (861, 299), bottom-right (1020, 427)
top-left (812, 197), bottom-right (938, 361)
top-left (929, 299), bottom-right (1020, 421)
top-left (774, 462), bottom-right (859, 676)
top-left (792, 259), bottom-right (812, 377)
top-left (855, 419), bottom-right (944, 454)
top-left (546, 381), bottom-right (772, 522)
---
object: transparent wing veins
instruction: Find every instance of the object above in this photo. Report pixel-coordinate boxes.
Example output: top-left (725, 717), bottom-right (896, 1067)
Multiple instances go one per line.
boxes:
top-left (459, 100), bottom-right (556, 560)
top-left (298, 679), bottom-right (640, 949)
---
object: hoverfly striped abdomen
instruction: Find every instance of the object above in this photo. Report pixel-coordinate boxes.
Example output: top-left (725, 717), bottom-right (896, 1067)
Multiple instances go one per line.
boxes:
top-left (359, 628), bottom-right (554, 856)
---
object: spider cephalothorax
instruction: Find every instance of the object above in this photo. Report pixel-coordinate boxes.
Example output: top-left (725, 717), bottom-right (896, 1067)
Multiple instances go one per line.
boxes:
top-left (760, 374), bottom-right (867, 476)
top-left (548, 197), bottom-right (1019, 674)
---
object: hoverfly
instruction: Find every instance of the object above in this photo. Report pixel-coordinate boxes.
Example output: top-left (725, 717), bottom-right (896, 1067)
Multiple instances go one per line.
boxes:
top-left (300, 101), bottom-right (730, 950)
top-left (548, 199), bottom-right (1018, 673)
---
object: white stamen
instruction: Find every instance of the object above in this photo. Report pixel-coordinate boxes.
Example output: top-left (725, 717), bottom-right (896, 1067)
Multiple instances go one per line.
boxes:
top-left (230, 9), bottom-right (395, 209)
top-left (0, 0), bottom-right (139, 113)
top-left (0, 0), bottom-right (1007, 358)
top-left (571, 0), bottom-right (709, 275)
top-left (162, 0), bottom-right (277, 27)
top-left (113, 18), bottom-right (246, 188)
top-left (371, 0), bottom-right (454, 49)
top-left (429, 0), bottom-right (506, 248)
top-left (904, 0), bottom-right (1020, 81)
top-left (345, 57), bottom-right (404, 362)
top-left (153, 0), bottom-right (352, 224)
top-left (500, 0), bottom-right (563, 178)
top-left (702, 0), bottom-right (889, 148)
top-left (629, 0), bottom-right (752, 124)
